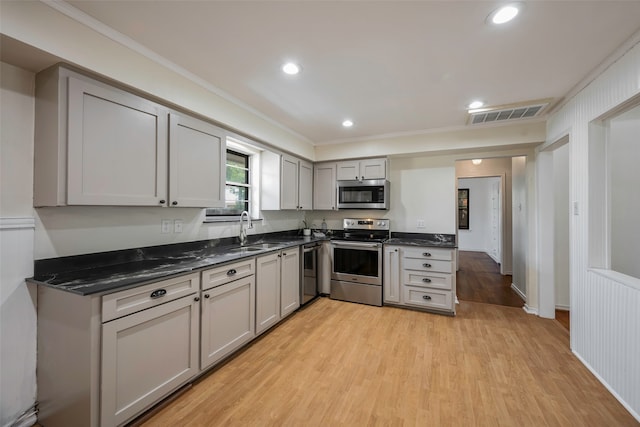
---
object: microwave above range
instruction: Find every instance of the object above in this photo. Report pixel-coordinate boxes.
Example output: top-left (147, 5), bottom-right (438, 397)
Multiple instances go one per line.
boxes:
top-left (337, 179), bottom-right (390, 210)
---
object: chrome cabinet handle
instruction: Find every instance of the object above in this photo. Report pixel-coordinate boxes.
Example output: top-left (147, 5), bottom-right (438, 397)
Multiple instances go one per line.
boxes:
top-left (422, 278), bottom-right (432, 283)
top-left (150, 289), bottom-right (167, 299)
top-left (422, 263), bottom-right (432, 268)
top-left (422, 295), bottom-right (432, 301)
top-left (422, 252), bottom-right (431, 257)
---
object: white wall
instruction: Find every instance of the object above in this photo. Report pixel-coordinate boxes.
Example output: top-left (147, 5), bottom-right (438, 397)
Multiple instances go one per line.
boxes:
top-left (512, 156), bottom-right (527, 299)
top-left (553, 144), bottom-right (570, 309)
top-left (0, 62), bottom-right (37, 427)
top-left (545, 38), bottom-right (640, 420)
top-left (457, 177), bottom-right (494, 252)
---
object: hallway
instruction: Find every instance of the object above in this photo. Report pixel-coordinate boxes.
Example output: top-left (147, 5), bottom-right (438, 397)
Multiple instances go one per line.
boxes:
top-left (456, 250), bottom-right (524, 307)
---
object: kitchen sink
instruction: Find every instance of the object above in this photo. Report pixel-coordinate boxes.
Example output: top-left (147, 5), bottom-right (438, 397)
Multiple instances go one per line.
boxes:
top-left (228, 243), bottom-right (282, 253)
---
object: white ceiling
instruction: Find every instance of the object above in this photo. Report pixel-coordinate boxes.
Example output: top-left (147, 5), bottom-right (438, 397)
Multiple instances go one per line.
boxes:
top-left (53, 1), bottom-right (640, 144)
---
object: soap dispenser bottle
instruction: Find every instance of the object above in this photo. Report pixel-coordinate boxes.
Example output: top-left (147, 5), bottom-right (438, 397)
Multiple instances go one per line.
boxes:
top-left (321, 218), bottom-right (327, 232)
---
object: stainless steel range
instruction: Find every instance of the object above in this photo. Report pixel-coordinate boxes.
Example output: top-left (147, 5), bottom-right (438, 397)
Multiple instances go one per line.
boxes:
top-left (330, 218), bottom-right (389, 307)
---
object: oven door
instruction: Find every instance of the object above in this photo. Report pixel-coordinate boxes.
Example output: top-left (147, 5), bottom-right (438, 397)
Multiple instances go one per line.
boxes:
top-left (331, 240), bottom-right (382, 286)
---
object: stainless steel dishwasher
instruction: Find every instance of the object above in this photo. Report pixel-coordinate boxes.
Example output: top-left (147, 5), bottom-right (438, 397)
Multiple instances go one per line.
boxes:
top-left (301, 242), bottom-right (320, 305)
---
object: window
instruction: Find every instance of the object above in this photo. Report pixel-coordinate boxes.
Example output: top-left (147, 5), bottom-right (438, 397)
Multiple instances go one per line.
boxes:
top-left (206, 149), bottom-right (250, 217)
top-left (589, 100), bottom-right (640, 281)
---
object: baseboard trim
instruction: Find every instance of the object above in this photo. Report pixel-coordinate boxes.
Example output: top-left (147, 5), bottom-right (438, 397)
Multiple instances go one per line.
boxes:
top-left (573, 351), bottom-right (640, 423)
top-left (555, 304), bottom-right (570, 311)
top-left (523, 304), bottom-right (538, 315)
top-left (511, 283), bottom-right (526, 301)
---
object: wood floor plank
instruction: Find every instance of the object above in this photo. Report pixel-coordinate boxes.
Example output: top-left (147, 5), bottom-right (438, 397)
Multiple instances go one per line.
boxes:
top-left (134, 298), bottom-right (637, 427)
top-left (456, 250), bottom-right (524, 307)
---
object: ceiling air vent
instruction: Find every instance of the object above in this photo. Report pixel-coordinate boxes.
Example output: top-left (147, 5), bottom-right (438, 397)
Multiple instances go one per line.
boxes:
top-left (468, 99), bottom-right (551, 125)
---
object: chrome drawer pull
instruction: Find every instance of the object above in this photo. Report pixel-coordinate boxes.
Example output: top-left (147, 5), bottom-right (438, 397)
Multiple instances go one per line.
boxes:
top-left (422, 278), bottom-right (432, 283)
top-left (422, 263), bottom-right (432, 268)
top-left (422, 295), bottom-right (432, 300)
top-left (227, 269), bottom-right (237, 276)
top-left (422, 252), bottom-right (431, 257)
top-left (150, 289), bottom-right (167, 299)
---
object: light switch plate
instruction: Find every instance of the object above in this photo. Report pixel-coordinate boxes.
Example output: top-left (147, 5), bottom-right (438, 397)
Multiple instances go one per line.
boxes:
top-left (417, 219), bottom-right (425, 228)
top-left (161, 220), bottom-right (172, 233)
top-left (174, 219), bottom-right (183, 233)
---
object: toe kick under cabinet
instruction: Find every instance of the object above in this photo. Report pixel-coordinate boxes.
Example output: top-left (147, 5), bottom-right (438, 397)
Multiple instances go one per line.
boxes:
top-left (383, 245), bottom-right (456, 315)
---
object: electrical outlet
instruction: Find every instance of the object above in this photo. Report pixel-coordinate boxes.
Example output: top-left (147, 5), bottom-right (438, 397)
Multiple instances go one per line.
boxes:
top-left (161, 220), bottom-right (172, 233)
top-left (174, 219), bottom-right (183, 233)
top-left (417, 219), bottom-right (425, 228)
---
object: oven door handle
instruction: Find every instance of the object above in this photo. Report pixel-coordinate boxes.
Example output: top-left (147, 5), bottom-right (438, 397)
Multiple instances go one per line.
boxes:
top-left (332, 241), bottom-right (381, 249)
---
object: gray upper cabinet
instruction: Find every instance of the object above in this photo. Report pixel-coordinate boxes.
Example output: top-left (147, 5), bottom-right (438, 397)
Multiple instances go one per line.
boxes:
top-left (313, 162), bottom-right (337, 210)
top-left (169, 113), bottom-right (225, 208)
top-left (336, 158), bottom-right (387, 181)
top-left (34, 65), bottom-right (225, 208)
top-left (262, 151), bottom-right (312, 210)
top-left (66, 76), bottom-right (168, 206)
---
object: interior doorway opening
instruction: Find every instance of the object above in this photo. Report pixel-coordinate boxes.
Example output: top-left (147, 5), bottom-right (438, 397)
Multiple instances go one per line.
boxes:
top-left (455, 156), bottom-right (527, 308)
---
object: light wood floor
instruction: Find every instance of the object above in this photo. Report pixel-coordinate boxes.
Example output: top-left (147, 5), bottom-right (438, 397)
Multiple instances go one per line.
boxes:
top-left (134, 298), bottom-right (636, 427)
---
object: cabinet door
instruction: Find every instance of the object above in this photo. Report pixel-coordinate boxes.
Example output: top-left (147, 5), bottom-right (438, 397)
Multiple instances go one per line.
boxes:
top-left (256, 253), bottom-right (281, 335)
top-left (280, 155), bottom-right (299, 209)
top-left (298, 160), bottom-right (313, 210)
top-left (360, 158), bottom-right (386, 179)
top-left (169, 113), bottom-right (226, 208)
top-left (201, 276), bottom-right (256, 370)
top-left (313, 163), bottom-right (337, 210)
top-left (280, 249), bottom-right (300, 318)
top-left (336, 160), bottom-right (360, 181)
top-left (67, 77), bottom-right (168, 206)
top-left (383, 245), bottom-right (401, 303)
top-left (101, 294), bottom-right (199, 427)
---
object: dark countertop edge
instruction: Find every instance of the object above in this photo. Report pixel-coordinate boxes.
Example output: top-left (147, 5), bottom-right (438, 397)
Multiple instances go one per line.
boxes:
top-left (30, 236), bottom-right (326, 297)
top-left (384, 239), bottom-right (457, 248)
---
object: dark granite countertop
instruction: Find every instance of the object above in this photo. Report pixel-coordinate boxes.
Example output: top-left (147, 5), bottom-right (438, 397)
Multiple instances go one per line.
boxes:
top-left (29, 232), bottom-right (325, 296)
top-left (385, 232), bottom-right (457, 248)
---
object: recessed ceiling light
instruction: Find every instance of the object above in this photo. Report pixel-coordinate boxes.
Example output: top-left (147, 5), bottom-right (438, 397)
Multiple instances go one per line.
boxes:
top-left (468, 101), bottom-right (484, 110)
top-left (472, 159), bottom-right (483, 165)
top-left (488, 4), bottom-right (521, 25)
top-left (342, 119), bottom-right (354, 128)
top-left (282, 62), bottom-right (301, 75)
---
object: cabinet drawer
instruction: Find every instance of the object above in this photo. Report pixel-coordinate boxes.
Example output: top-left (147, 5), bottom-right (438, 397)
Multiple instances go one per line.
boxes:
top-left (402, 247), bottom-right (452, 261)
top-left (402, 286), bottom-right (453, 312)
top-left (102, 272), bottom-right (199, 322)
top-left (202, 259), bottom-right (255, 290)
top-left (403, 270), bottom-right (452, 290)
top-left (402, 258), bottom-right (453, 273)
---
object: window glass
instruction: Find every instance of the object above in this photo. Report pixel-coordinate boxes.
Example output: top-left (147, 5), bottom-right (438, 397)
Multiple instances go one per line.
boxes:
top-left (207, 149), bottom-right (250, 217)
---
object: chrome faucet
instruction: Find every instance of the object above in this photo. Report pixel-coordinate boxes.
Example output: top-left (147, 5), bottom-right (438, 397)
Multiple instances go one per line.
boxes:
top-left (239, 211), bottom-right (253, 246)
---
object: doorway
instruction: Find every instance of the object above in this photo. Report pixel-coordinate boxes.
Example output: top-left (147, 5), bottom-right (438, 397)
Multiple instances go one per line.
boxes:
top-left (455, 157), bottom-right (527, 308)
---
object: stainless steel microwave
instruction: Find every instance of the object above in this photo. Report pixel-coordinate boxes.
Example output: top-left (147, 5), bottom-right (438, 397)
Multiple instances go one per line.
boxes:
top-left (337, 179), bottom-right (390, 210)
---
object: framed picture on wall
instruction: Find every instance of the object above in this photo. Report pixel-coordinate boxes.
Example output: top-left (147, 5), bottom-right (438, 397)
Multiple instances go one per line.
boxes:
top-left (458, 188), bottom-right (469, 229)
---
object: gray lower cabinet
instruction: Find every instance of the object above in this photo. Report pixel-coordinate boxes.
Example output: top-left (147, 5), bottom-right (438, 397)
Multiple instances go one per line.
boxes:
top-left (256, 249), bottom-right (300, 335)
top-left (256, 252), bottom-right (281, 335)
top-left (37, 272), bottom-right (200, 427)
top-left (383, 245), bottom-right (457, 315)
top-left (200, 260), bottom-right (256, 370)
top-left (101, 293), bottom-right (200, 426)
